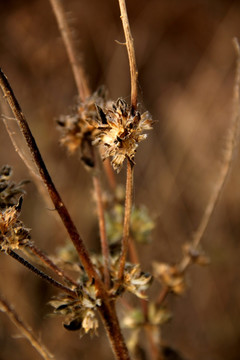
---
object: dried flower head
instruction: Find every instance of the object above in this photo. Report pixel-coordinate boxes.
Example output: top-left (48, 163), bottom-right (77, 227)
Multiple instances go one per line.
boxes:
top-left (153, 262), bottom-right (186, 295)
top-left (57, 87), bottom-right (108, 167)
top-left (0, 197), bottom-right (31, 252)
top-left (113, 263), bottom-right (152, 299)
top-left (0, 165), bottom-right (27, 210)
top-left (49, 279), bottom-right (101, 336)
top-left (94, 98), bottom-right (153, 172)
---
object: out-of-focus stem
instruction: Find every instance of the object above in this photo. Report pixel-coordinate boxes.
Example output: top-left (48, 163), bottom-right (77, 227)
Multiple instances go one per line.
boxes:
top-left (118, 0), bottom-right (138, 110)
top-left (0, 295), bottom-right (53, 360)
top-left (103, 158), bottom-right (117, 192)
top-left (49, 0), bottom-right (90, 101)
top-left (118, 159), bottom-right (133, 280)
top-left (93, 175), bottom-right (110, 288)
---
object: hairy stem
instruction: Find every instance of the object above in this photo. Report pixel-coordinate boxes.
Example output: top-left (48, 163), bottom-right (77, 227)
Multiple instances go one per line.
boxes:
top-left (27, 243), bottom-right (78, 287)
top-left (93, 175), bottom-right (110, 288)
top-left (49, 0), bottom-right (90, 101)
top-left (0, 295), bottom-right (53, 360)
top-left (99, 300), bottom-right (130, 360)
top-left (118, 0), bottom-right (138, 110)
top-left (0, 68), bottom-right (104, 293)
top-left (7, 249), bottom-right (76, 297)
top-left (118, 159), bottom-right (134, 280)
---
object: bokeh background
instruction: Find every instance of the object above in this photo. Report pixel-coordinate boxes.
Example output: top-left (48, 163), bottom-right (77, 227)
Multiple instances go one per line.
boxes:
top-left (0, 0), bottom-right (240, 359)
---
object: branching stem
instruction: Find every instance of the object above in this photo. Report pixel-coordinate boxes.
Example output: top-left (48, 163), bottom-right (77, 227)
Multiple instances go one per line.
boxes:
top-left (118, 0), bottom-right (138, 110)
top-left (7, 249), bottom-right (76, 297)
top-left (27, 243), bottom-right (78, 287)
top-left (0, 68), bottom-right (104, 294)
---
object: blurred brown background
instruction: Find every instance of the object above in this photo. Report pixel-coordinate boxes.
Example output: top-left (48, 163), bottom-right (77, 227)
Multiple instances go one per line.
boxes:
top-left (0, 0), bottom-right (240, 359)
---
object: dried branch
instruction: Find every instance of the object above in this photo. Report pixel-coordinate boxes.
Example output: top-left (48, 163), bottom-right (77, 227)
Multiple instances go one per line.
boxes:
top-left (0, 68), bottom-right (103, 292)
top-left (118, 159), bottom-right (134, 280)
top-left (118, 0), bottom-right (138, 110)
top-left (7, 249), bottom-right (77, 297)
top-left (0, 295), bottom-right (53, 360)
top-left (27, 243), bottom-right (78, 288)
top-left (179, 38), bottom-right (240, 272)
top-left (49, 0), bottom-right (90, 101)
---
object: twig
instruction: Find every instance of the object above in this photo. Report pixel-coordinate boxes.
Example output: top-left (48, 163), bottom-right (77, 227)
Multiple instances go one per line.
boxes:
top-left (0, 294), bottom-right (53, 360)
top-left (7, 249), bottom-right (77, 297)
top-left (26, 243), bottom-right (78, 288)
top-left (93, 174), bottom-right (110, 288)
top-left (118, 0), bottom-right (138, 110)
top-left (179, 38), bottom-right (240, 272)
top-left (0, 68), bottom-right (104, 293)
top-left (99, 300), bottom-right (130, 360)
top-left (49, 0), bottom-right (90, 101)
top-left (118, 159), bottom-right (134, 280)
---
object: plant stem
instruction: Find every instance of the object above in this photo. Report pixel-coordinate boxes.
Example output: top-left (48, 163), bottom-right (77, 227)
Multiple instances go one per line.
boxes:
top-left (118, 0), bottom-right (138, 110)
top-left (93, 175), bottom-right (110, 288)
top-left (179, 38), bottom-right (240, 272)
top-left (118, 159), bottom-right (133, 280)
top-left (7, 249), bottom-right (76, 297)
top-left (0, 295), bottom-right (53, 360)
top-left (99, 300), bottom-right (130, 360)
top-left (0, 68), bottom-right (104, 293)
top-left (49, 0), bottom-right (90, 101)
top-left (103, 158), bottom-right (117, 192)
top-left (27, 243), bottom-right (78, 287)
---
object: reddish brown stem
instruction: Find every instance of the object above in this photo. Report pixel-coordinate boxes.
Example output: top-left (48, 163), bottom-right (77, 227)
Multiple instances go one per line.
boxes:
top-left (49, 0), bottom-right (90, 101)
top-left (93, 175), bottom-right (110, 288)
top-left (99, 300), bottom-right (130, 360)
top-left (0, 68), bottom-right (103, 293)
top-left (118, 159), bottom-right (134, 280)
top-left (27, 243), bottom-right (78, 287)
top-left (7, 249), bottom-right (76, 297)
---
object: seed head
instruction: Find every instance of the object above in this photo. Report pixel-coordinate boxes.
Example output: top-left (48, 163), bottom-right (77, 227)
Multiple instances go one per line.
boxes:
top-left (94, 98), bottom-right (153, 172)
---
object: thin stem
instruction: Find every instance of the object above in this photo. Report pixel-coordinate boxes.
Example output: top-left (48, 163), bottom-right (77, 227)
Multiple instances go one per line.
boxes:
top-left (0, 295), bottom-right (53, 360)
top-left (93, 175), bottom-right (110, 288)
top-left (103, 158), bottom-right (117, 192)
top-left (27, 243), bottom-right (78, 288)
top-left (49, 0), bottom-right (90, 101)
top-left (118, 0), bottom-right (138, 110)
top-left (118, 159), bottom-right (134, 280)
top-left (7, 249), bottom-right (77, 297)
top-left (0, 68), bottom-right (104, 293)
top-left (156, 286), bottom-right (169, 306)
top-left (99, 300), bottom-right (130, 360)
top-left (179, 38), bottom-right (240, 272)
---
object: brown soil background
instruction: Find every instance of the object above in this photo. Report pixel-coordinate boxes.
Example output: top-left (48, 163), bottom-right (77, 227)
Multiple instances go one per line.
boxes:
top-left (0, 0), bottom-right (240, 359)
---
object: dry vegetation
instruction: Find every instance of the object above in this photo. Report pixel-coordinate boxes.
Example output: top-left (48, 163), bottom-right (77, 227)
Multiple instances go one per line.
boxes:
top-left (0, 1), bottom-right (240, 360)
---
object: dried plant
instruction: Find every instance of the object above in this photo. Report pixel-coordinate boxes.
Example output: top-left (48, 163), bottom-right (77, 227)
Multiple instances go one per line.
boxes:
top-left (0, 1), bottom-right (239, 360)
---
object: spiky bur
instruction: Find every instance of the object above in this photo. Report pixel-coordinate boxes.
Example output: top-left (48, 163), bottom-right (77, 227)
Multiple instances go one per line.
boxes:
top-left (93, 98), bottom-right (153, 172)
top-left (0, 166), bottom-right (31, 252)
top-left (57, 86), bottom-right (108, 168)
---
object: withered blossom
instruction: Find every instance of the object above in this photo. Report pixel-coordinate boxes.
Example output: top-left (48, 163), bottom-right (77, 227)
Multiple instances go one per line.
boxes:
top-left (114, 263), bottom-right (152, 299)
top-left (93, 98), bottom-right (153, 172)
top-left (0, 197), bottom-right (31, 252)
top-left (153, 262), bottom-right (186, 295)
top-left (49, 279), bottom-right (101, 336)
top-left (0, 165), bottom-right (27, 210)
top-left (57, 87), bottom-right (108, 168)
